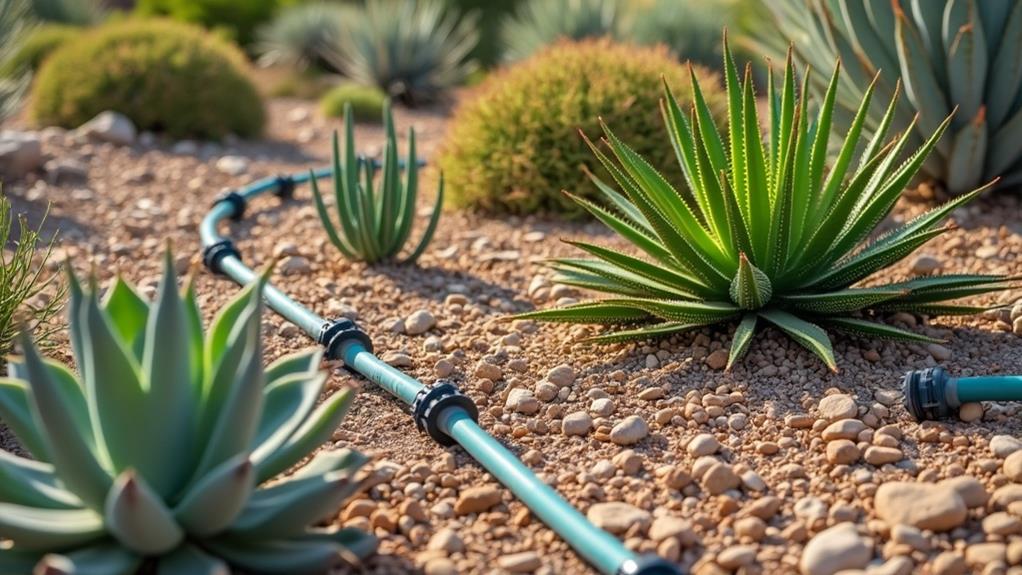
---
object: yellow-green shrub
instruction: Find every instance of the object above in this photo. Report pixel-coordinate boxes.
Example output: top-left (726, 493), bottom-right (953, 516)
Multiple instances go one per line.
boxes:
top-left (320, 83), bottom-right (386, 123)
top-left (31, 19), bottom-right (265, 139)
top-left (439, 39), bottom-right (726, 216)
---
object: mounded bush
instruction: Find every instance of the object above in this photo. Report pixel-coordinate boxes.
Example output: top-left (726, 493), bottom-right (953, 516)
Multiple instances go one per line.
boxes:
top-left (440, 39), bottom-right (726, 216)
top-left (31, 19), bottom-right (265, 139)
top-left (2, 24), bottom-right (81, 76)
top-left (320, 83), bottom-right (386, 123)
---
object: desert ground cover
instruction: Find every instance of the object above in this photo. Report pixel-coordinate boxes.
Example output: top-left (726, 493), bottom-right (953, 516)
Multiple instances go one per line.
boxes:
top-left (3, 93), bottom-right (1021, 574)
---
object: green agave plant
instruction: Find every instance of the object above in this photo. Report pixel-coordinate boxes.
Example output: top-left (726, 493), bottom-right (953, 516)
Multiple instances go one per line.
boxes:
top-left (758, 0), bottom-right (1022, 193)
top-left (321, 0), bottom-right (478, 106)
top-left (0, 253), bottom-right (375, 574)
top-left (311, 101), bottom-right (442, 265)
top-left (502, 0), bottom-right (626, 62)
top-left (516, 37), bottom-right (1017, 371)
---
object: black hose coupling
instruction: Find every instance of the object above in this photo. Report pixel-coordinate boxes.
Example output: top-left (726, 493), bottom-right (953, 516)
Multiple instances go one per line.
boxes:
top-left (212, 190), bottom-right (247, 221)
top-left (617, 555), bottom-right (683, 575)
top-left (202, 239), bottom-right (241, 276)
top-left (903, 367), bottom-right (960, 422)
top-left (412, 382), bottom-right (479, 447)
top-left (273, 174), bottom-right (295, 200)
top-left (318, 318), bottom-right (374, 360)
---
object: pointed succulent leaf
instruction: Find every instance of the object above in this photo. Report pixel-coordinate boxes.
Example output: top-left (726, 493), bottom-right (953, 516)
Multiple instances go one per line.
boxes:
top-left (105, 471), bottom-right (184, 555)
top-left (0, 504), bottom-right (104, 551)
top-left (778, 288), bottom-right (907, 314)
top-left (729, 254), bottom-right (772, 310)
top-left (230, 471), bottom-right (361, 540)
top-left (250, 371), bottom-right (328, 463)
top-left (37, 544), bottom-right (141, 575)
top-left (201, 537), bottom-right (347, 575)
top-left (140, 251), bottom-right (196, 497)
top-left (0, 378), bottom-right (53, 460)
top-left (759, 310), bottom-right (837, 372)
top-left (726, 314), bottom-right (758, 371)
top-left (156, 544), bottom-right (229, 575)
top-left (18, 335), bottom-right (112, 510)
top-left (513, 301), bottom-right (651, 324)
top-left (0, 451), bottom-right (81, 509)
top-left (254, 387), bottom-right (357, 483)
top-left (101, 278), bottom-right (149, 358)
top-left (821, 317), bottom-right (941, 343)
top-left (174, 454), bottom-right (255, 537)
top-left (580, 321), bottom-right (705, 345)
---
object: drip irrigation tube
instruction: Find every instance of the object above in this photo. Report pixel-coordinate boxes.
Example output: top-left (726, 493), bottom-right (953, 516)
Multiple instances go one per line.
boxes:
top-left (200, 169), bottom-right (682, 575)
top-left (903, 367), bottom-right (1022, 421)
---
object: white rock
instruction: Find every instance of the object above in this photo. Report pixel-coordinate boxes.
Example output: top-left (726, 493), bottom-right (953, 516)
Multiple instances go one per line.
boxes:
top-left (0, 131), bottom-right (42, 178)
top-left (546, 364), bottom-right (576, 386)
top-left (818, 394), bottom-right (857, 421)
top-left (687, 433), bottom-right (720, 456)
top-left (927, 343), bottom-right (952, 361)
top-left (562, 412), bottom-right (592, 436)
top-left (427, 528), bottom-right (463, 553)
top-left (216, 155), bottom-right (249, 176)
top-left (76, 111), bottom-right (136, 145)
top-left (586, 502), bottom-right (650, 534)
top-left (991, 435), bottom-right (1022, 458)
top-left (278, 255), bottom-right (311, 275)
top-left (172, 140), bottom-right (199, 155)
top-left (405, 309), bottom-right (436, 335)
top-left (610, 415), bottom-right (648, 446)
top-left (874, 482), bottom-right (967, 531)
top-left (800, 523), bottom-right (871, 575)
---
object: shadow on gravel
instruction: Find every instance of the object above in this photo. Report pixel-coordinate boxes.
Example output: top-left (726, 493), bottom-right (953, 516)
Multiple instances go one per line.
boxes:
top-left (4, 191), bottom-right (93, 244)
top-left (374, 262), bottom-right (524, 307)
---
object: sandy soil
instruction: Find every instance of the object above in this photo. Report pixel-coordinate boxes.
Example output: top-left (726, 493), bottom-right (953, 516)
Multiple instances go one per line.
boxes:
top-left (3, 98), bottom-right (1022, 575)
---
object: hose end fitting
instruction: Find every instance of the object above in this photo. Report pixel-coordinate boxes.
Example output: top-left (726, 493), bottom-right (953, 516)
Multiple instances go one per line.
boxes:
top-left (616, 555), bottom-right (683, 575)
top-left (202, 239), bottom-right (241, 276)
top-left (412, 382), bottom-right (479, 447)
top-left (212, 191), bottom-right (247, 221)
top-left (273, 174), bottom-right (295, 200)
top-left (318, 318), bottom-right (373, 360)
top-left (903, 367), bottom-right (958, 422)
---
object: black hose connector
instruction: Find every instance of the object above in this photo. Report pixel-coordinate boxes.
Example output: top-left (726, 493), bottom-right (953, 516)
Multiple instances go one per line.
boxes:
top-left (903, 367), bottom-right (957, 422)
top-left (617, 555), bottom-right (684, 575)
top-left (212, 191), bottom-right (247, 221)
top-left (274, 174), bottom-right (295, 200)
top-left (412, 382), bottom-right (479, 447)
top-left (202, 239), bottom-right (241, 276)
top-left (319, 318), bottom-right (374, 359)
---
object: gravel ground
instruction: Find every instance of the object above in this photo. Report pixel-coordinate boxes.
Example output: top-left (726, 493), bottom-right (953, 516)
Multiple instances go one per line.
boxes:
top-left (3, 98), bottom-right (1022, 575)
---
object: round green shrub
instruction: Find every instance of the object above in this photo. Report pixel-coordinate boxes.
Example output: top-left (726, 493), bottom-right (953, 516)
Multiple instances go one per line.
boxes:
top-left (2, 24), bottom-right (81, 76)
top-left (440, 39), bottom-right (726, 216)
top-left (31, 19), bottom-right (265, 139)
top-left (320, 83), bottom-right (386, 123)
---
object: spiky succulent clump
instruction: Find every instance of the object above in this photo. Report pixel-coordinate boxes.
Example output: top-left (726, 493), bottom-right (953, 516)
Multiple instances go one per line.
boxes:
top-left (517, 38), bottom-right (1016, 370)
top-left (0, 0), bottom-right (31, 120)
top-left (311, 101), bottom-right (441, 265)
top-left (0, 254), bottom-right (375, 573)
top-left (759, 0), bottom-right (1022, 194)
top-left (501, 0), bottom-right (626, 62)
top-left (256, 2), bottom-right (350, 71)
top-left (321, 0), bottom-right (478, 106)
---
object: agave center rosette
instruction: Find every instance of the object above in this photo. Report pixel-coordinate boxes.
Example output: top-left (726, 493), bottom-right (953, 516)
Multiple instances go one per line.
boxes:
top-left (0, 252), bottom-right (375, 574)
top-left (516, 35), bottom-right (1018, 371)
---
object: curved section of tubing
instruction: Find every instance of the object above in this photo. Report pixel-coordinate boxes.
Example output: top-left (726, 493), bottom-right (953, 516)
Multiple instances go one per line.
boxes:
top-left (199, 168), bottom-right (680, 575)
top-left (957, 376), bottom-right (1022, 403)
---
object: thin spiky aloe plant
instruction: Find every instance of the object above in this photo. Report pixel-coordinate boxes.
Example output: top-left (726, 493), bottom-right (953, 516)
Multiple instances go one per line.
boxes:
top-left (311, 101), bottom-right (442, 265)
top-left (516, 37), bottom-right (1017, 371)
top-left (0, 252), bottom-right (375, 573)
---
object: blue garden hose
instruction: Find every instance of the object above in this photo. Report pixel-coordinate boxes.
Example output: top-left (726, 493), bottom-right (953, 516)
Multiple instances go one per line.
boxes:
top-left (903, 368), bottom-right (1022, 421)
top-left (199, 169), bottom-right (681, 575)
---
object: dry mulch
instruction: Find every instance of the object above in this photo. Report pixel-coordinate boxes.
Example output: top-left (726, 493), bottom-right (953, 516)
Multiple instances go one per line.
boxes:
top-left (3, 98), bottom-right (1022, 575)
